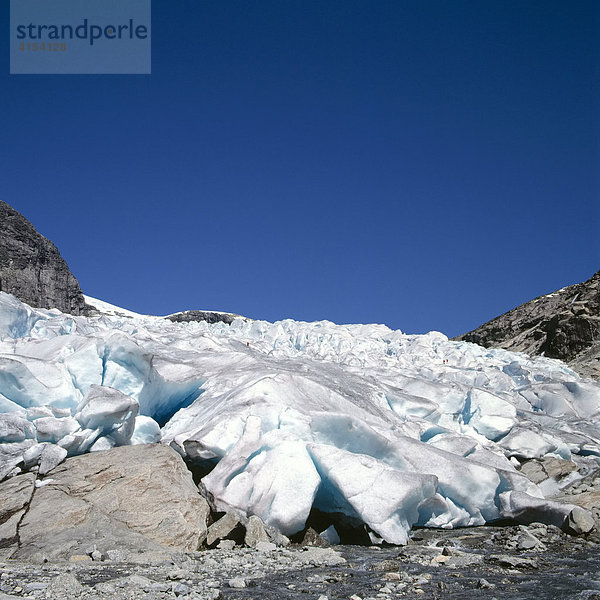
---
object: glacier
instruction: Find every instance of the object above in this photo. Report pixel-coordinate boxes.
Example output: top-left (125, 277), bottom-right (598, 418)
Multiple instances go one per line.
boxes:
top-left (0, 291), bottom-right (599, 544)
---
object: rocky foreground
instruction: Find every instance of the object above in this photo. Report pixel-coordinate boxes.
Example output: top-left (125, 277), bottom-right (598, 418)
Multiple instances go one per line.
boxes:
top-left (0, 522), bottom-right (598, 600)
top-left (0, 443), bottom-right (599, 599)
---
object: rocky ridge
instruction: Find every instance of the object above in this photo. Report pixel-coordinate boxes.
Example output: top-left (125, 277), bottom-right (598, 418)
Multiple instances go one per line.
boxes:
top-left (456, 270), bottom-right (600, 380)
top-left (166, 310), bottom-right (241, 326)
top-left (0, 202), bottom-right (88, 316)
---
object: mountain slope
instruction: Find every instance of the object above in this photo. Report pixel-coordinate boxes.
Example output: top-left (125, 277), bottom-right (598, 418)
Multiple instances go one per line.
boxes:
top-left (455, 271), bottom-right (600, 380)
top-left (0, 201), bottom-right (88, 315)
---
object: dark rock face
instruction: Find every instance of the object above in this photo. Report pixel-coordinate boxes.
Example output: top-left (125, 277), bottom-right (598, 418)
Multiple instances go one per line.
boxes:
top-left (0, 201), bottom-right (88, 315)
top-left (167, 310), bottom-right (239, 325)
top-left (456, 271), bottom-right (600, 380)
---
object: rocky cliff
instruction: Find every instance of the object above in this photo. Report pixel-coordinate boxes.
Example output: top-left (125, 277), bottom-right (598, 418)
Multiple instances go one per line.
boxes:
top-left (456, 271), bottom-right (600, 380)
top-left (0, 201), bottom-right (88, 315)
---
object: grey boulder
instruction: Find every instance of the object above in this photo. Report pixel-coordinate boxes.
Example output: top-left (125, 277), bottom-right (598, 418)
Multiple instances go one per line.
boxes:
top-left (565, 506), bottom-right (596, 535)
top-left (11, 444), bottom-right (210, 560)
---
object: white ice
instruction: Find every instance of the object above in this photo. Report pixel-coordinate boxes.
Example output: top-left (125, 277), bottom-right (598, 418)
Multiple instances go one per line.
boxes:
top-left (0, 291), bottom-right (599, 542)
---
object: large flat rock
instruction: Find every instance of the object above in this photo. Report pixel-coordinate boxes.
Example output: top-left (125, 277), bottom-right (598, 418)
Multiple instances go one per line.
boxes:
top-left (9, 444), bottom-right (209, 560)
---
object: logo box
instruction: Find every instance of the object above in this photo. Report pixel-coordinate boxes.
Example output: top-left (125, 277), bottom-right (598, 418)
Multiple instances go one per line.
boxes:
top-left (10, 0), bottom-right (151, 74)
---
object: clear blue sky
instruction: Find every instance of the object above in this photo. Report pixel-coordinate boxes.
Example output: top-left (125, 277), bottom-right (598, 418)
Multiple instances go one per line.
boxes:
top-left (1, 1), bottom-right (598, 336)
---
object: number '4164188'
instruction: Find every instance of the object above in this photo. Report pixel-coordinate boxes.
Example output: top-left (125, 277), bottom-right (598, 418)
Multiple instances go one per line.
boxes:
top-left (19, 43), bottom-right (66, 52)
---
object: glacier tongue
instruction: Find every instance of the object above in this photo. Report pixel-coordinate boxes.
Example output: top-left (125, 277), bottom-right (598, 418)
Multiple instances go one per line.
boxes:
top-left (0, 291), bottom-right (599, 543)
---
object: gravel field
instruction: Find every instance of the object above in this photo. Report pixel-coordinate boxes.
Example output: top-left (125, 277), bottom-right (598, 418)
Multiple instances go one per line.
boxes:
top-left (1, 523), bottom-right (598, 600)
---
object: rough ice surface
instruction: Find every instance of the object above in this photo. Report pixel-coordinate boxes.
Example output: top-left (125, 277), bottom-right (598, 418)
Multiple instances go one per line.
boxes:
top-left (0, 292), bottom-right (599, 543)
top-left (201, 416), bottom-right (321, 536)
top-left (309, 443), bottom-right (437, 544)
